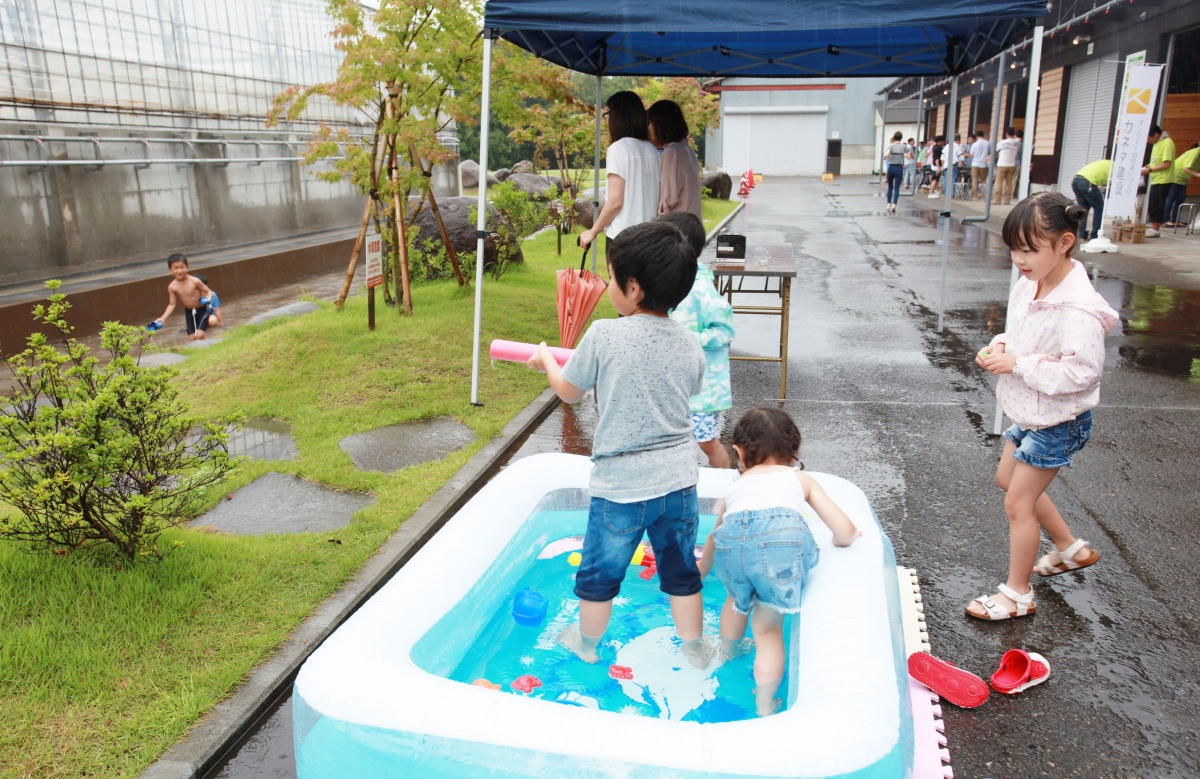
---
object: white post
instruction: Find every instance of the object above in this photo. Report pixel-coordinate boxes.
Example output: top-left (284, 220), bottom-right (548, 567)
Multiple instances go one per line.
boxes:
top-left (593, 74), bottom-right (603, 271)
top-left (470, 34), bottom-right (494, 406)
top-left (991, 23), bottom-right (1044, 434)
top-left (936, 74), bottom-right (958, 332)
top-left (878, 91), bottom-right (889, 183)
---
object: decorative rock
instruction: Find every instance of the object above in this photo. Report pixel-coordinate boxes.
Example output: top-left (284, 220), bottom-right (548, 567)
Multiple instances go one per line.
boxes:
top-left (460, 159), bottom-right (480, 188)
top-left (506, 173), bottom-right (560, 202)
top-left (573, 196), bottom-right (599, 229)
top-left (405, 196), bottom-right (517, 272)
top-left (702, 170), bottom-right (733, 200)
top-left (494, 167), bottom-right (511, 182)
top-left (510, 160), bottom-right (535, 175)
top-left (486, 172), bottom-right (500, 186)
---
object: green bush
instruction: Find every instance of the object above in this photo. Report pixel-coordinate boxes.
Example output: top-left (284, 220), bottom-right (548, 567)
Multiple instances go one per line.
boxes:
top-left (0, 283), bottom-right (238, 562)
top-left (486, 181), bottom-right (556, 279)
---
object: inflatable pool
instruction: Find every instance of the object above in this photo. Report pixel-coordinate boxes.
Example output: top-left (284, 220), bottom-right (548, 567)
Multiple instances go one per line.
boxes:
top-left (294, 453), bottom-right (936, 778)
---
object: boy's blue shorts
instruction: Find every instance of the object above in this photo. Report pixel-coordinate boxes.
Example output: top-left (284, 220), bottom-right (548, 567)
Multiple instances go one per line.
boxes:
top-left (574, 486), bottom-right (701, 602)
top-left (184, 304), bottom-right (215, 334)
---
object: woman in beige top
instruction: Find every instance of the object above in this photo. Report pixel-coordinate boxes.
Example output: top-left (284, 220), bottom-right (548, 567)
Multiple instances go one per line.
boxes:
top-left (648, 100), bottom-right (703, 220)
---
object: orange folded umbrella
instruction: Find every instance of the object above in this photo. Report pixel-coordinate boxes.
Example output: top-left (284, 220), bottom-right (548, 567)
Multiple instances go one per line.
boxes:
top-left (556, 246), bottom-right (607, 349)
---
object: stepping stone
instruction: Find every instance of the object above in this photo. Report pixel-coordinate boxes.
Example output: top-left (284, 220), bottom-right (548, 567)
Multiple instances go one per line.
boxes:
top-left (226, 417), bottom-right (298, 462)
top-left (246, 301), bottom-right (321, 326)
top-left (338, 416), bottom-right (477, 473)
top-left (193, 472), bottom-right (373, 535)
top-left (139, 352), bottom-right (188, 368)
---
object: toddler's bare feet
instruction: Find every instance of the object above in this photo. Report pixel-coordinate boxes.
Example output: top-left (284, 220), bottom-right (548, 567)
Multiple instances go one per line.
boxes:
top-left (719, 637), bottom-right (749, 661)
top-left (558, 626), bottom-right (599, 664)
top-left (754, 692), bottom-right (782, 717)
top-left (680, 637), bottom-right (714, 669)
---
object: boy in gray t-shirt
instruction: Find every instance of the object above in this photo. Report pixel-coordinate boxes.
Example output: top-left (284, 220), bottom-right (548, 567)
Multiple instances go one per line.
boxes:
top-left (528, 221), bottom-right (707, 666)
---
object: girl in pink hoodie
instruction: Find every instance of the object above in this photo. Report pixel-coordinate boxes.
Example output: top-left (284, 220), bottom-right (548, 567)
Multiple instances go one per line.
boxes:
top-left (967, 192), bottom-right (1119, 621)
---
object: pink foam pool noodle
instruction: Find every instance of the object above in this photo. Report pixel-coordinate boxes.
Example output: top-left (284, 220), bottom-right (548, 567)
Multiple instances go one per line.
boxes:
top-left (489, 339), bottom-right (573, 367)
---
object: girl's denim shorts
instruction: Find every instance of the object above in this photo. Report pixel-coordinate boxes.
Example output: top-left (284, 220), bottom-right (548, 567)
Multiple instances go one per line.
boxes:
top-left (1003, 410), bottom-right (1092, 469)
top-left (712, 507), bottom-right (820, 615)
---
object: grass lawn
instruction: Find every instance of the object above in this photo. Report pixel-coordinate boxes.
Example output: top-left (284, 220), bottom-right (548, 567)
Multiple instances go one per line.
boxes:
top-left (0, 196), bottom-right (738, 778)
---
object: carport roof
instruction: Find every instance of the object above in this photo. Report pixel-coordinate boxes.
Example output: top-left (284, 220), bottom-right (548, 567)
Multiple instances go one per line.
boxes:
top-left (483, 0), bottom-right (1046, 78)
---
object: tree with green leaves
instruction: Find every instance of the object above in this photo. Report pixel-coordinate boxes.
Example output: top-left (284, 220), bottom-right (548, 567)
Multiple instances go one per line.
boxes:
top-left (0, 283), bottom-right (237, 563)
top-left (269, 0), bottom-right (484, 313)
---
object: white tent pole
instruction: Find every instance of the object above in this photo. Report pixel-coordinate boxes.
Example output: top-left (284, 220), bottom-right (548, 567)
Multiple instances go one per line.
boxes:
top-left (470, 33), bottom-right (495, 406)
top-left (593, 74), bottom-right (602, 272)
top-left (936, 73), bottom-right (958, 332)
top-left (878, 91), bottom-right (889, 183)
top-left (991, 23), bottom-right (1044, 435)
top-left (909, 77), bottom-right (925, 194)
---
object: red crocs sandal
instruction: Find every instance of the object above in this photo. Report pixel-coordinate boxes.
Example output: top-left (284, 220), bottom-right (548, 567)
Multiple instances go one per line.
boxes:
top-left (990, 648), bottom-right (1050, 694)
top-left (907, 651), bottom-right (989, 708)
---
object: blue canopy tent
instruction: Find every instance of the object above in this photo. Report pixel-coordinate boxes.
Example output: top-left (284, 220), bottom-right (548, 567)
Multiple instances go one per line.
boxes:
top-left (469, 0), bottom-right (1047, 403)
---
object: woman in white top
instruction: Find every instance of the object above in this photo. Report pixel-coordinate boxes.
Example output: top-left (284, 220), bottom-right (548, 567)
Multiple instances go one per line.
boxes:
top-left (579, 91), bottom-right (660, 258)
top-left (648, 99), bottom-right (703, 220)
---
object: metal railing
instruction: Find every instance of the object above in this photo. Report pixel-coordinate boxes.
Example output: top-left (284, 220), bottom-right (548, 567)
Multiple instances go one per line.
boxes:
top-left (0, 133), bottom-right (362, 170)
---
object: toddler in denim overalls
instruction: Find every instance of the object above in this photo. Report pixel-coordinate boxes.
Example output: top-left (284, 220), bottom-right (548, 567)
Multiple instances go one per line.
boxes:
top-left (700, 407), bottom-right (859, 717)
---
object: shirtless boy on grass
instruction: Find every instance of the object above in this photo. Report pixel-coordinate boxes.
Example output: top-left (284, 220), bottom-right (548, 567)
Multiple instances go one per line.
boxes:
top-left (154, 253), bottom-right (220, 340)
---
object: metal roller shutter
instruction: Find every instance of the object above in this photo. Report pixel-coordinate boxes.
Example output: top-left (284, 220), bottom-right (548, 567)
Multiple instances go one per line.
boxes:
top-left (1057, 58), bottom-right (1119, 195)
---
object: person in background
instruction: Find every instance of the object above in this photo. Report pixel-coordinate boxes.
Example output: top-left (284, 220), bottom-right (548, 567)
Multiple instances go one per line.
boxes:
top-left (970, 130), bottom-right (991, 199)
top-left (661, 211), bottom-right (735, 470)
top-left (648, 99), bottom-right (703, 220)
top-left (903, 137), bottom-right (917, 190)
top-left (916, 139), bottom-right (929, 189)
top-left (579, 91), bottom-right (660, 257)
top-left (951, 134), bottom-right (967, 198)
top-left (1163, 141), bottom-right (1200, 229)
top-left (1141, 124), bottom-right (1175, 237)
top-left (1071, 159), bottom-right (1110, 241)
top-left (883, 131), bottom-right (907, 212)
top-left (154, 253), bottom-right (219, 341)
top-left (993, 127), bottom-right (1021, 205)
top-left (928, 136), bottom-right (946, 198)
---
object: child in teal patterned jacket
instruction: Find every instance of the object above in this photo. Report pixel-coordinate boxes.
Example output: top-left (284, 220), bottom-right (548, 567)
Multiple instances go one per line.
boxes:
top-left (661, 212), bottom-right (736, 468)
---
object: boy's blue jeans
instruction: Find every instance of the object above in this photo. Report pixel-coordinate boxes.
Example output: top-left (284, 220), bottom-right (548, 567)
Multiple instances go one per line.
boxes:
top-left (574, 486), bottom-right (701, 602)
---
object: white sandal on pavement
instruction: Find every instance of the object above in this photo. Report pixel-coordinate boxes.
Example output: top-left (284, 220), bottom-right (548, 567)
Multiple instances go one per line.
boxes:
top-left (1034, 538), bottom-right (1100, 577)
top-left (966, 582), bottom-right (1037, 621)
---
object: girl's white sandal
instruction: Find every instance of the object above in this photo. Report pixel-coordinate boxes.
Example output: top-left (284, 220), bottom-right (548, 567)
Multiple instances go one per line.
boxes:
top-left (1034, 538), bottom-right (1101, 576)
top-left (966, 582), bottom-right (1037, 621)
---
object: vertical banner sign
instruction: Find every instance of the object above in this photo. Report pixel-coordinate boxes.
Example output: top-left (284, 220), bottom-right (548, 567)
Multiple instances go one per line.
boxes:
top-left (365, 231), bottom-right (383, 289)
top-left (1106, 63), bottom-right (1164, 219)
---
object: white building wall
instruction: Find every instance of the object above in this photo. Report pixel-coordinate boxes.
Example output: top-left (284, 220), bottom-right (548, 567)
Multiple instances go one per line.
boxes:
top-left (709, 78), bottom-right (891, 175)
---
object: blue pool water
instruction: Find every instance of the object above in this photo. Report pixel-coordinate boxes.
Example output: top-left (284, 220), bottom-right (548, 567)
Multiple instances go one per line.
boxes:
top-left (445, 511), bottom-right (782, 723)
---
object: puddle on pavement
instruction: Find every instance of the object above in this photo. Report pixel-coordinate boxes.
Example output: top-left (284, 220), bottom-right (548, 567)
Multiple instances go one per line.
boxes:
top-left (1109, 281), bottom-right (1200, 381)
top-left (227, 418), bottom-right (298, 461)
top-left (338, 416), bottom-right (478, 472)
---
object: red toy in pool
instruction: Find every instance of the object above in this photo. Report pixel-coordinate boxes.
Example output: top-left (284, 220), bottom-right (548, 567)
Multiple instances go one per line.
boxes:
top-left (511, 675), bottom-right (542, 693)
top-left (609, 665), bottom-right (634, 680)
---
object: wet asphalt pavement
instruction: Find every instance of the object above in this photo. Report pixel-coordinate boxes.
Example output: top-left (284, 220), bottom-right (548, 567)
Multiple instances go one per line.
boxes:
top-left (518, 177), bottom-right (1200, 779)
top-left (206, 176), bottom-right (1200, 779)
